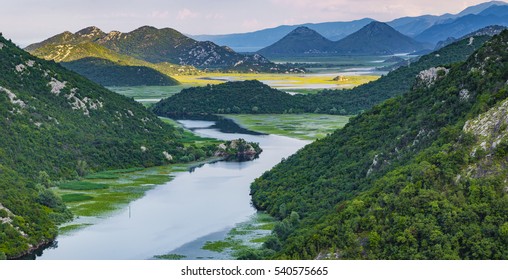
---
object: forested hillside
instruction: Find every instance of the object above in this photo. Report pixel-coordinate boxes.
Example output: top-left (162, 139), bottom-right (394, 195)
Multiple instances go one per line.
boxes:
top-left (248, 31), bottom-right (508, 259)
top-left (152, 80), bottom-right (302, 116)
top-left (63, 57), bottom-right (178, 86)
top-left (0, 35), bottom-right (214, 259)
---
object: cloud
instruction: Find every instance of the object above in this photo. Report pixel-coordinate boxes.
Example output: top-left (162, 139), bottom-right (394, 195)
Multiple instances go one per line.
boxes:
top-left (177, 8), bottom-right (199, 20)
top-left (151, 10), bottom-right (169, 19)
top-left (242, 19), bottom-right (262, 30)
top-left (205, 13), bottom-right (224, 20)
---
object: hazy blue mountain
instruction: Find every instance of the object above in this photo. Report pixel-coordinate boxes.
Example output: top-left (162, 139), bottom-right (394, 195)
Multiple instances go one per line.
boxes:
top-left (190, 1), bottom-right (507, 52)
top-left (333, 21), bottom-right (429, 55)
top-left (257, 22), bottom-right (428, 57)
top-left (415, 5), bottom-right (508, 45)
top-left (457, 0), bottom-right (508, 16)
top-left (388, 15), bottom-right (455, 37)
top-left (257, 27), bottom-right (335, 57)
top-left (191, 18), bottom-right (374, 52)
top-left (435, 25), bottom-right (507, 49)
top-left (479, 3), bottom-right (508, 16)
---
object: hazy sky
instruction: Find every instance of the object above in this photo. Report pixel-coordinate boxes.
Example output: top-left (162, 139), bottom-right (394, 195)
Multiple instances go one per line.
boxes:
top-left (0, 0), bottom-right (501, 46)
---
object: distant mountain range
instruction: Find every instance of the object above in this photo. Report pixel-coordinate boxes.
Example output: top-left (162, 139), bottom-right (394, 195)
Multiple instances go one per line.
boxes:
top-left (26, 26), bottom-right (298, 86)
top-left (156, 33), bottom-right (492, 116)
top-left (435, 25), bottom-right (507, 49)
top-left (192, 1), bottom-right (508, 52)
top-left (415, 5), bottom-right (508, 44)
top-left (192, 18), bottom-right (375, 52)
top-left (257, 22), bottom-right (429, 57)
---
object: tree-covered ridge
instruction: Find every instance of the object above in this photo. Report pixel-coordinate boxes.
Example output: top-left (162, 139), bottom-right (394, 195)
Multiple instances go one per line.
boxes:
top-left (27, 40), bottom-right (187, 86)
top-left (152, 80), bottom-right (301, 116)
top-left (28, 39), bottom-right (196, 76)
top-left (62, 57), bottom-right (178, 87)
top-left (153, 34), bottom-right (491, 117)
top-left (0, 34), bottom-right (214, 258)
top-left (247, 31), bottom-right (508, 259)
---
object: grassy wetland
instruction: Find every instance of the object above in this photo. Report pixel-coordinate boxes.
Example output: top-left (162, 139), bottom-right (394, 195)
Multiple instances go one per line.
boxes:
top-left (222, 114), bottom-right (351, 140)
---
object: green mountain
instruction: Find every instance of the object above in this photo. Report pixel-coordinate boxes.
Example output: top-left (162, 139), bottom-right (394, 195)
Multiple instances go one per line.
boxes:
top-left (153, 34), bottom-right (490, 116)
top-left (0, 35), bottom-right (214, 259)
top-left (25, 29), bottom-right (192, 86)
top-left (27, 26), bottom-right (297, 73)
top-left (95, 26), bottom-right (293, 72)
top-left (62, 57), bottom-right (177, 87)
top-left (248, 31), bottom-right (508, 259)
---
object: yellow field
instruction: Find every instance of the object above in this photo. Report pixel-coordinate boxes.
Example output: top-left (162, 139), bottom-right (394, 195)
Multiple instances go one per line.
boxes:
top-left (174, 73), bottom-right (379, 91)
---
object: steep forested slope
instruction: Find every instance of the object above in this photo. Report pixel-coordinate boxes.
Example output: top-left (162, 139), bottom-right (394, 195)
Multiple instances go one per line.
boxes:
top-left (248, 31), bottom-right (508, 259)
top-left (0, 35), bottom-right (205, 258)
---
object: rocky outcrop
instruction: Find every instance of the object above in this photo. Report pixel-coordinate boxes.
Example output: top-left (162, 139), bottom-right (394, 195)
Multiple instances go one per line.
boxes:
top-left (463, 98), bottom-right (508, 179)
top-left (214, 139), bottom-right (262, 161)
top-left (414, 67), bottom-right (450, 88)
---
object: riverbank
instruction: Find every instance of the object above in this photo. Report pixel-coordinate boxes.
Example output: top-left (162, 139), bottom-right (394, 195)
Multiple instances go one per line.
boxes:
top-left (34, 119), bottom-right (307, 259)
top-left (159, 212), bottom-right (276, 260)
top-left (54, 163), bottom-right (206, 234)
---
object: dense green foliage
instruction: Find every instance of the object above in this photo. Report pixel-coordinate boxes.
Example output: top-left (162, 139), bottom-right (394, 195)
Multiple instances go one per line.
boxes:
top-left (248, 31), bottom-right (508, 259)
top-left (154, 35), bottom-right (490, 116)
top-left (0, 35), bottom-right (215, 258)
top-left (63, 57), bottom-right (178, 86)
top-left (152, 80), bottom-right (301, 115)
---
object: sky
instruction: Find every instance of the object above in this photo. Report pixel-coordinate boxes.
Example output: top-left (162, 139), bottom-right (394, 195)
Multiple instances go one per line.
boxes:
top-left (0, 0), bottom-right (501, 46)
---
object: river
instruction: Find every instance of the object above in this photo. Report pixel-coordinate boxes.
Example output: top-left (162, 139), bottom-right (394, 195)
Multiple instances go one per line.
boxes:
top-left (36, 119), bottom-right (308, 259)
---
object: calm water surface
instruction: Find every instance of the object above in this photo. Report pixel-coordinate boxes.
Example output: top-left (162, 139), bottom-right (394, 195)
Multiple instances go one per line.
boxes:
top-left (37, 119), bottom-right (308, 259)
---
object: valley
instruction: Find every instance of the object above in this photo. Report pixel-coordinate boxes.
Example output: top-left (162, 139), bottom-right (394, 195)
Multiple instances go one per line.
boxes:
top-left (106, 54), bottom-right (387, 105)
top-left (1, 0), bottom-right (508, 263)
top-left (33, 119), bottom-right (309, 260)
